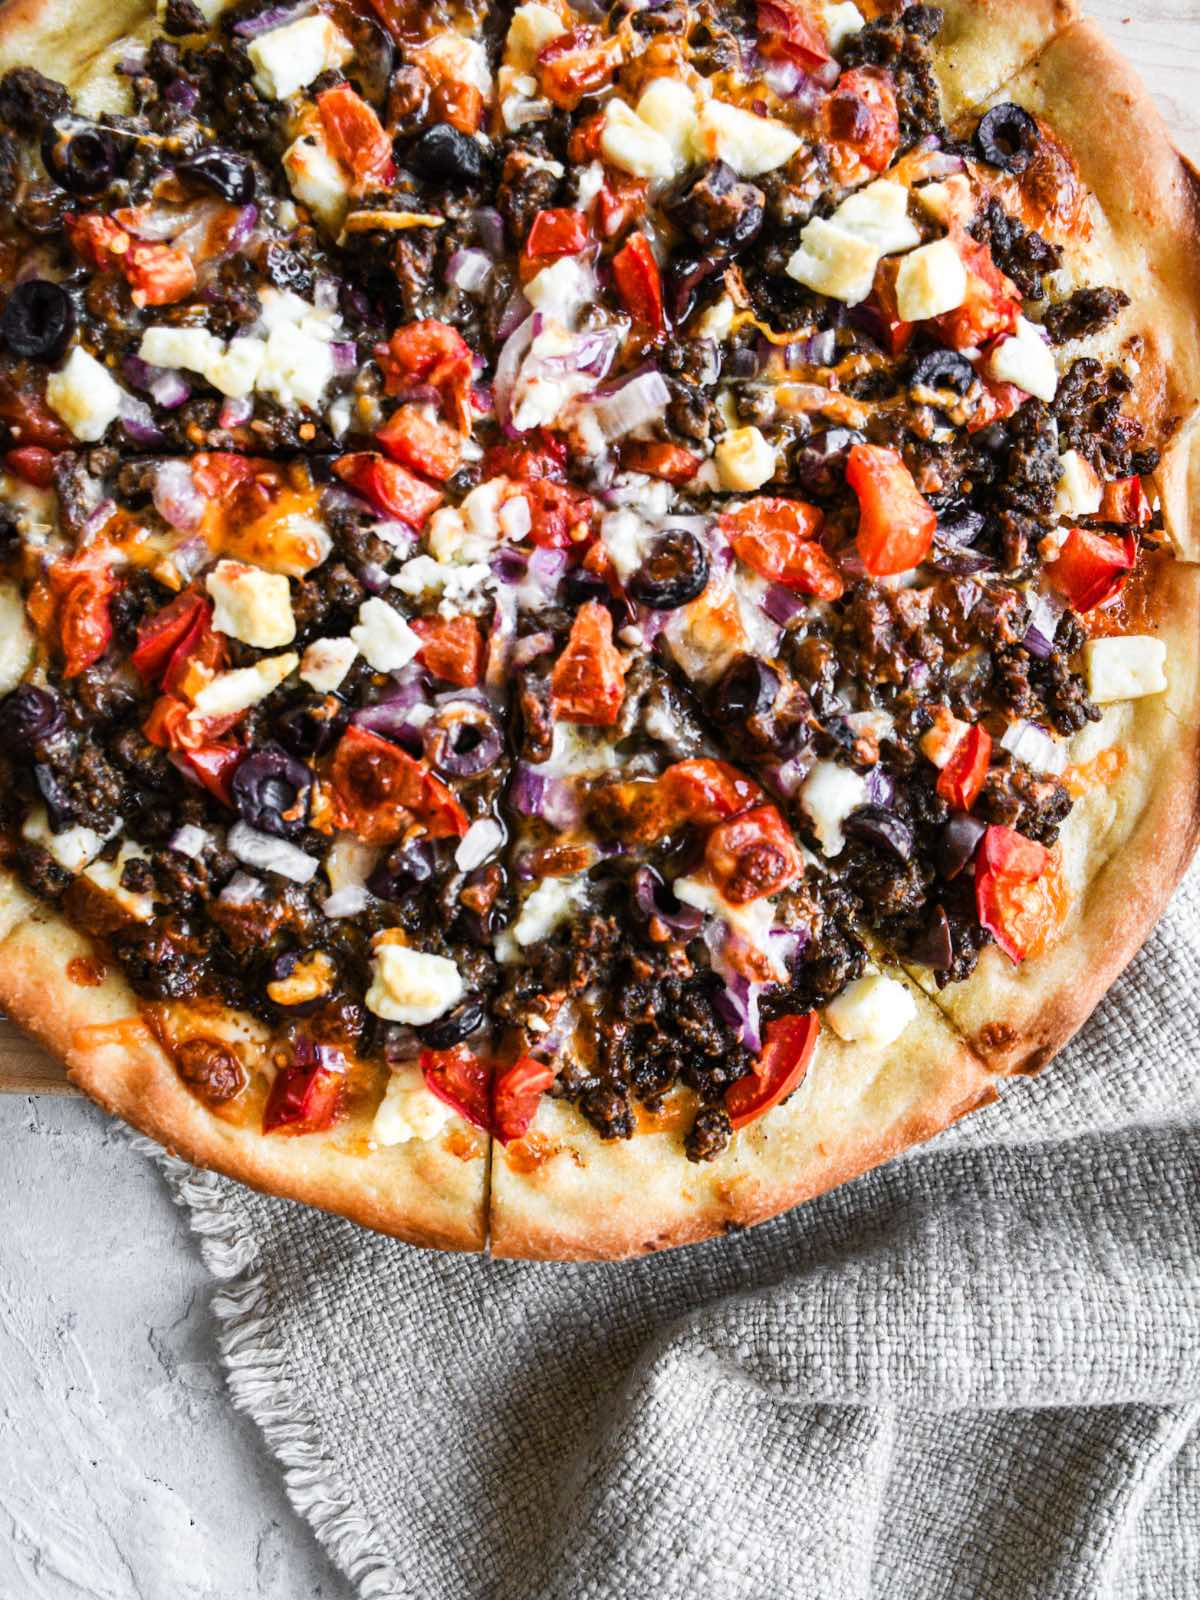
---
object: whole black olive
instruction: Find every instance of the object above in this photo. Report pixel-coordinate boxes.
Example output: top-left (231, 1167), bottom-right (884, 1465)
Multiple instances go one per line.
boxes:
top-left (423, 703), bottom-right (503, 778)
top-left (231, 744), bottom-right (312, 838)
top-left (709, 654), bottom-right (780, 724)
top-left (418, 994), bottom-right (486, 1049)
top-left (367, 837), bottom-right (436, 900)
top-left (41, 122), bottom-right (120, 196)
top-left (910, 347), bottom-right (977, 397)
top-left (0, 685), bottom-right (64, 754)
top-left (406, 123), bottom-right (488, 188)
top-left (792, 427), bottom-right (865, 499)
top-left (0, 279), bottom-right (75, 362)
top-left (663, 162), bottom-right (764, 251)
top-left (665, 251), bottom-right (725, 325)
top-left (843, 805), bottom-right (913, 863)
top-left (974, 102), bottom-right (1040, 174)
top-left (627, 529), bottom-right (709, 610)
top-left (906, 904), bottom-right (954, 970)
top-left (275, 695), bottom-right (346, 758)
top-left (179, 149), bottom-right (256, 204)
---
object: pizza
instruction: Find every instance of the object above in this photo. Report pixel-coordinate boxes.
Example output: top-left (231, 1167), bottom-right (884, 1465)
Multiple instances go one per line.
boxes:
top-left (0, 0), bottom-right (1196, 1259)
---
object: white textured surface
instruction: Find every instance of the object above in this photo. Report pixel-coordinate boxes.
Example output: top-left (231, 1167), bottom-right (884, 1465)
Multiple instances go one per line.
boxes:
top-left (0, 1096), bottom-right (352, 1600)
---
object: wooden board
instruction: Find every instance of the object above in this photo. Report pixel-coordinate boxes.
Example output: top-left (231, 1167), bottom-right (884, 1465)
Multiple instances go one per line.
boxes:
top-left (1, 0), bottom-right (1197, 1096)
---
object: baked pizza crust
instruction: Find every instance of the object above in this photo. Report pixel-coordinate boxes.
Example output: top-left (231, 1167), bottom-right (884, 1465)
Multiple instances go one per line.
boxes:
top-left (932, 0), bottom-right (1080, 120)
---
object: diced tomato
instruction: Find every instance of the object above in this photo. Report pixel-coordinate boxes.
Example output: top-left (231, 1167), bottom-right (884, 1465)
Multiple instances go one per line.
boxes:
top-left (162, 608), bottom-right (225, 698)
top-left (756, 0), bottom-right (831, 69)
top-left (376, 320), bottom-right (474, 429)
top-left (0, 374), bottom-right (72, 450)
top-left (65, 212), bottom-right (129, 270)
top-left (967, 376), bottom-right (1024, 433)
top-left (123, 241), bottom-right (196, 308)
top-left (620, 441), bottom-right (700, 484)
top-left (262, 1045), bottom-right (344, 1134)
top-left (492, 1056), bottom-right (555, 1144)
top-left (935, 232), bottom-right (1021, 352)
top-left (522, 478), bottom-right (593, 548)
top-left (568, 111), bottom-right (606, 166)
top-left (4, 445), bottom-right (55, 487)
top-left (410, 613), bottom-right (483, 687)
top-left (331, 725), bottom-right (468, 843)
top-left (191, 452), bottom-right (258, 500)
top-left (333, 452), bottom-right (443, 527)
top-left (826, 69), bottom-right (899, 174)
top-left (143, 694), bottom-right (191, 750)
top-left (593, 173), bottom-right (648, 242)
top-left (936, 723), bottom-right (991, 811)
top-left (611, 233), bottom-right (665, 333)
top-left (521, 208), bottom-right (591, 281)
top-left (704, 804), bottom-right (803, 905)
top-left (421, 1044), bottom-right (492, 1131)
top-left (975, 823), bottom-right (1058, 964)
top-left (429, 79), bottom-right (484, 136)
top-left (54, 567), bottom-right (116, 677)
top-left (376, 404), bottom-right (463, 483)
top-left (720, 495), bottom-right (842, 599)
top-left (846, 443), bottom-right (937, 576)
top-left (549, 600), bottom-right (626, 726)
top-left (870, 257), bottom-right (913, 357)
top-left (180, 742), bottom-right (243, 808)
top-left (482, 430), bottom-right (567, 484)
top-left (725, 1012), bottom-right (819, 1130)
top-left (1047, 528), bottom-right (1136, 613)
top-left (537, 26), bottom-right (621, 111)
top-left (132, 591), bottom-right (210, 683)
top-left (659, 759), bottom-right (762, 827)
top-left (317, 83), bottom-right (395, 190)
top-left (1097, 476), bottom-right (1152, 527)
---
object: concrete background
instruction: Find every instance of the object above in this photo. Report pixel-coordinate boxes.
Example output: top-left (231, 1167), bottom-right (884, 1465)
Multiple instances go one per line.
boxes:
top-left (2, 5), bottom-right (1197, 1597)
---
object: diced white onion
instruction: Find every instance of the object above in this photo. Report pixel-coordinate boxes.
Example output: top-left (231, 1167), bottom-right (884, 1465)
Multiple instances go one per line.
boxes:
top-left (455, 817), bottom-right (503, 873)
top-left (227, 822), bottom-right (319, 883)
top-left (999, 720), bottom-right (1067, 777)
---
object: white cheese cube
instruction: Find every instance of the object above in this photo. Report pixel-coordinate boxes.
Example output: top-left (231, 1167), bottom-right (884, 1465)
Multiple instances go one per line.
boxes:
top-left (600, 98), bottom-right (679, 180)
top-left (715, 426), bottom-right (776, 491)
top-left (496, 874), bottom-right (583, 962)
top-left (138, 326), bottom-right (222, 375)
top-left (835, 180), bottom-right (920, 254)
top-left (986, 316), bottom-right (1058, 403)
top-left (418, 31), bottom-right (492, 96)
top-left (83, 841), bottom-right (154, 922)
top-left (455, 817), bottom-right (504, 872)
top-left (0, 581), bottom-right (34, 695)
top-left (206, 560), bottom-right (295, 649)
top-left (45, 348), bottom-right (123, 443)
top-left (823, 1), bottom-right (865, 51)
top-left (321, 832), bottom-right (378, 918)
top-left (350, 598), bottom-right (421, 672)
top-left (694, 99), bottom-right (802, 177)
top-left (300, 635), bottom-right (358, 691)
top-left (801, 760), bottom-right (869, 856)
top-left (1082, 636), bottom-right (1167, 703)
top-left (895, 238), bottom-right (968, 322)
top-left (190, 651), bottom-right (298, 721)
top-left (599, 510), bottom-right (647, 581)
top-left (825, 973), bottom-right (916, 1046)
top-left (256, 321), bottom-right (336, 412)
top-left (786, 218), bottom-right (880, 306)
top-left (20, 806), bottom-right (113, 874)
top-left (283, 131), bottom-right (351, 232)
top-left (206, 336), bottom-right (266, 399)
top-left (247, 14), bottom-right (352, 101)
top-left (524, 256), bottom-right (595, 322)
top-left (366, 942), bottom-right (465, 1024)
top-left (1054, 450), bottom-right (1102, 519)
top-left (373, 1066), bottom-right (454, 1146)
top-left (635, 78), bottom-right (699, 172)
top-left (695, 294), bottom-right (735, 342)
top-left (504, 2), bottom-right (566, 70)
top-left (914, 174), bottom-right (973, 228)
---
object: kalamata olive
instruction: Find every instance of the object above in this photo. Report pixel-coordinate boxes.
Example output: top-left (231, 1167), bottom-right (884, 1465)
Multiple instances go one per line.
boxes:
top-left (41, 122), bottom-right (120, 195)
top-left (406, 123), bottom-right (488, 188)
top-left (792, 427), bottom-right (865, 498)
top-left (631, 864), bottom-right (703, 934)
top-left (709, 654), bottom-right (780, 724)
top-left (0, 280), bottom-right (75, 362)
top-left (910, 347), bottom-right (977, 397)
top-left (937, 507), bottom-right (986, 545)
top-left (663, 161), bottom-right (764, 251)
top-left (974, 102), bottom-right (1039, 174)
top-left (231, 743), bottom-right (312, 838)
top-left (627, 529), bottom-right (709, 610)
top-left (907, 904), bottom-right (954, 970)
top-left (937, 812), bottom-right (987, 879)
top-left (275, 695), bottom-right (346, 758)
top-left (563, 567), bottom-right (611, 608)
top-left (417, 994), bottom-right (486, 1049)
top-left (367, 837), bottom-right (436, 900)
top-left (179, 149), bottom-right (256, 204)
top-left (0, 685), bottom-right (64, 753)
top-left (33, 762), bottom-right (73, 829)
top-left (423, 702), bottom-right (504, 779)
top-left (665, 251), bottom-right (725, 325)
top-left (843, 805), bottom-right (913, 862)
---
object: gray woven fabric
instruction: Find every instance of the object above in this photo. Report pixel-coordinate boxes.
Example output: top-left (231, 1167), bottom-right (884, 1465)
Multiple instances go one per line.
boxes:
top-left (156, 861), bottom-right (1200, 1600)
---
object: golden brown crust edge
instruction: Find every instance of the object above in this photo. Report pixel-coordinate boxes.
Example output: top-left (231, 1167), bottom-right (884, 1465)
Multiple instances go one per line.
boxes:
top-left (933, 0), bottom-right (1080, 121)
top-left (0, 888), bottom-right (489, 1251)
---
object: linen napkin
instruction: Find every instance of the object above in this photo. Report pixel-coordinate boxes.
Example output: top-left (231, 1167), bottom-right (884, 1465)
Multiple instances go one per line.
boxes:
top-left (149, 861), bottom-right (1200, 1600)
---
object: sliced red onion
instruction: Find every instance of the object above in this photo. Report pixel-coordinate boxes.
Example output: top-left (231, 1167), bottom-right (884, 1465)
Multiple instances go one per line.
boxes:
top-left (770, 925), bottom-right (808, 971)
top-left (218, 395), bottom-right (254, 428)
top-left (510, 764), bottom-right (580, 830)
top-left (330, 341), bottom-right (358, 377)
top-left (866, 766), bottom-right (894, 807)
top-left (1023, 590), bottom-right (1065, 659)
top-left (219, 204), bottom-right (259, 257)
top-left (496, 289), bottom-right (533, 344)
top-left (447, 249), bottom-right (492, 295)
top-left (714, 972), bottom-right (763, 1054)
top-left (920, 151), bottom-right (967, 179)
top-left (785, 329), bottom-right (837, 369)
top-left (118, 391), bottom-right (165, 446)
top-left (350, 700), bottom-right (426, 752)
top-left (586, 370), bottom-right (671, 442)
top-left (499, 495), bottom-right (531, 542)
top-left (493, 315), bottom-right (535, 434)
top-left (80, 498), bottom-right (116, 541)
top-left (153, 460), bottom-right (205, 531)
top-left (169, 535), bottom-right (209, 581)
top-left (232, 0), bottom-right (314, 36)
top-left (486, 585), bottom-right (517, 692)
top-left (164, 79), bottom-right (199, 112)
top-left (512, 631), bottom-right (554, 668)
top-left (763, 752), bottom-right (812, 800)
top-left (455, 816), bottom-right (503, 872)
top-left (844, 804), bottom-right (913, 861)
top-left (632, 865), bottom-right (704, 934)
top-left (763, 582), bottom-right (808, 627)
top-left (472, 206), bottom-right (506, 256)
top-left (228, 820), bottom-right (318, 883)
top-left (123, 354), bottom-right (190, 409)
top-left (999, 720), bottom-right (1067, 777)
